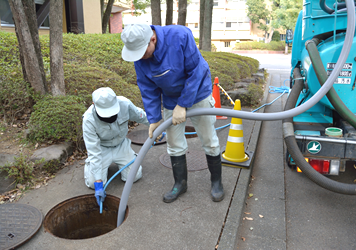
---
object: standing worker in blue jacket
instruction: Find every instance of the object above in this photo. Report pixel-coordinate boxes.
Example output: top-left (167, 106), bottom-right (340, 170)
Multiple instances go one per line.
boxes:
top-left (82, 87), bottom-right (150, 206)
top-left (121, 23), bottom-right (224, 203)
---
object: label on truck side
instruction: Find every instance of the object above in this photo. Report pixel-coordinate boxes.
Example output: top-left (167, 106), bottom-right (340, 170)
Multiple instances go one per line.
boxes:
top-left (327, 63), bottom-right (353, 70)
top-left (326, 62), bottom-right (353, 84)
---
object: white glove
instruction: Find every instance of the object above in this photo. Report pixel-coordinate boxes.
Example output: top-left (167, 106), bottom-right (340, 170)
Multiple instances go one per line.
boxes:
top-left (172, 104), bottom-right (186, 125)
top-left (149, 122), bottom-right (160, 138)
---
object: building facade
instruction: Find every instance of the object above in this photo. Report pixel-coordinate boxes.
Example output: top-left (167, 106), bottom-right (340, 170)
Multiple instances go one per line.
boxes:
top-left (0, 0), bottom-right (102, 34)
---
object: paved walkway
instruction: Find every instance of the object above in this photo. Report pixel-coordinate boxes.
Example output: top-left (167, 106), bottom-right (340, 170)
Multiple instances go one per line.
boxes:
top-left (13, 102), bottom-right (264, 250)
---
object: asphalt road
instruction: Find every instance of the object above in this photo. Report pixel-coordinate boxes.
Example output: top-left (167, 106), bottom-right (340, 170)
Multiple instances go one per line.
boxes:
top-left (236, 53), bottom-right (356, 249)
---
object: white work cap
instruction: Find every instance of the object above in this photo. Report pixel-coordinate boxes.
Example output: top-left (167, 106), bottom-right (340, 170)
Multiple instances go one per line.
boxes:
top-left (121, 23), bottom-right (153, 62)
top-left (92, 87), bottom-right (120, 117)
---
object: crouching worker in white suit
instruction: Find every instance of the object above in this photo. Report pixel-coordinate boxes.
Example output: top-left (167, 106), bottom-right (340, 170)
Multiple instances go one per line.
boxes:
top-left (82, 87), bottom-right (150, 205)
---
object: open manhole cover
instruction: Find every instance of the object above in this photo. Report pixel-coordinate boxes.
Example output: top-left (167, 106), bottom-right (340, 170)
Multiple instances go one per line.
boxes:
top-left (127, 126), bottom-right (198, 145)
top-left (44, 194), bottom-right (128, 240)
top-left (127, 129), bottom-right (166, 145)
top-left (159, 150), bottom-right (208, 171)
top-left (0, 203), bottom-right (42, 250)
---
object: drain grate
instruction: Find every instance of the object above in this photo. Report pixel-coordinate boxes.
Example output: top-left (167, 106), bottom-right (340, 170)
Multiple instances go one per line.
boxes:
top-left (0, 203), bottom-right (42, 250)
top-left (159, 150), bottom-right (208, 172)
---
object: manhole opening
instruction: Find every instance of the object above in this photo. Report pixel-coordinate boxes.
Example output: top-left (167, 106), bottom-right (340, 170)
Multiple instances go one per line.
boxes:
top-left (44, 194), bottom-right (128, 240)
top-left (185, 126), bottom-right (198, 138)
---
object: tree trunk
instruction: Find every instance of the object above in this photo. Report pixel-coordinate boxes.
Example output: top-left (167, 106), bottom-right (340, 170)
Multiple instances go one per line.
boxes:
top-left (199, 0), bottom-right (205, 49)
top-left (100, 0), bottom-right (105, 18)
top-left (102, 0), bottom-right (114, 34)
top-left (151, 0), bottom-right (161, 25)
top-left (266, 29), bottom-right (274, 43)
top-left (8, 0), bottom-right (47, 94)
top-left (177, 0), bottom-right (187, 26)
top-left (13, 23), bottom-right (28, 83)
top-left (201, 0), bottom-right (213, 51)
top-left (166, 0), bottom-right (173, 25)
top-left (50, 0), bottom-right (65, 96)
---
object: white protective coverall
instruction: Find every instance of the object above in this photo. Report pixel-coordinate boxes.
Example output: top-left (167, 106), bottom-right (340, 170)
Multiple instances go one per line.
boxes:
top-left (83, 96), bottom-right (150, 189)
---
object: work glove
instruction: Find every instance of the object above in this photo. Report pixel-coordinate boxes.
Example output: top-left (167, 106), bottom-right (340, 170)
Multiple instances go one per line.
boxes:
top-left (94, 181), bottom-right (106, 206)
top-left (149, 121), bottom-right (160, 138)
top-left (172, 104), bottom-right (186, 125)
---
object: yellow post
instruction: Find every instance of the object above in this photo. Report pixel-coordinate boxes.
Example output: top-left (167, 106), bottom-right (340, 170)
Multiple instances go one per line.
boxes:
top-left (222, 99), bottom-right (249, 163)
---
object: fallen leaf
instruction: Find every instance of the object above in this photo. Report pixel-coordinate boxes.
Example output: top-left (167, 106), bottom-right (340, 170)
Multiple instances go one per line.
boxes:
top-left (250, 227), bottom-right (253, 231)
top-left (248, 193), bottom-right (253, 198)
top-left (35, 184), bottom-right (41, 189)
top-left (244, 212), bottom-right (251, 214)
top-left (245, 217), bottom-right (253, 221)
top-left (241, 237), bottom-right (246, 241)
top-left (255, 198), bottom-right (258, 201)
top-left (259, 214), bottom-right (264, 218)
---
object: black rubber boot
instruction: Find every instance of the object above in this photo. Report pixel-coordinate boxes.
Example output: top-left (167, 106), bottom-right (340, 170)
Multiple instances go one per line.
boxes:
top-left (206, 154), bottom-right (224, 202)
top-left (163, 155), bottom-right (188, 203)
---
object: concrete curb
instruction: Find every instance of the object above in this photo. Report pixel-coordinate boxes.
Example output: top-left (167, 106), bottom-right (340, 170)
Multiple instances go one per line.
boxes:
top-left (217, 72), bottom-right (272, 249)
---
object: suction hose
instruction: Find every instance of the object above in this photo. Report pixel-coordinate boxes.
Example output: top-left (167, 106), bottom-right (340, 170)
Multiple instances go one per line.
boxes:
top-left (306, 38), bottom-right (356, 129)
top-left (283, 67), bottom-right (356, 195)
top-left (117, 0), bottom-right (355, 227)
top-left (320, 0), bottom-right (334, 14)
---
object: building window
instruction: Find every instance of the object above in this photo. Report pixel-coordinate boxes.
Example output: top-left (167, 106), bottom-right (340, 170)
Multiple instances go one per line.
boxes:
top-left (195, 23), bottom-right (198, 28)
top-left (280, 34), bottom-right (286, 41)
top-left (226, 22), bottom-right (231, 28)
top-left (224, 41), bottom-right (230, 47)
top-left (0, 0), bottom-right (13, 25)
top-left (0, 0), bottom-right (50, 27)
top-left (213, 0), bottom-right (219, 6)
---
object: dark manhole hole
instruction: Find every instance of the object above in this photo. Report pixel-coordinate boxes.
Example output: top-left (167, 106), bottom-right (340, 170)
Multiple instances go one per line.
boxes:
top-left (0, 203), bottom-right (42, 250)
top-left (184, 126), bottom-right (198, 139)
top-left (159, 150), bottom-right (208, 171)
top-left (127, 126), bottom-right (197, 145)
top-left (44, 194), bottom-right (128, 240)
top-left (127, 129), bottom-right (166, 145)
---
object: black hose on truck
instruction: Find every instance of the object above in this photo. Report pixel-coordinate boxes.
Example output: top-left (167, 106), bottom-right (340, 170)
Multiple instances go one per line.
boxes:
top-left (283, 68), bottom-right (356, 195)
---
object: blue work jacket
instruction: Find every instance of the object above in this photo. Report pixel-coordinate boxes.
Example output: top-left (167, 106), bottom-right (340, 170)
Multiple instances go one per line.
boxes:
top-left (134, 25), bottom-right (212, 124)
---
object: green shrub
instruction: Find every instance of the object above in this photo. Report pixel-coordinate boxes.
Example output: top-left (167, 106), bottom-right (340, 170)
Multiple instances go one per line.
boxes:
top-left (28, 95), bottom-right (87, 147)
top-left (233, 41), bottom-right (285, 51)
top-left (1, 153), bottom-right (45, 185)
top-left (272, 31), bottom-right (280, 42)
top-left (240, 83), bottom-right (263, 107)
top-left (0, 30), bottom-right (261, 147)
top-left (64, 64), bottom-right (143, 109)
top-left (42, 159), bottom-right (60, 174)
top-left (201, 51), bottom-right (259, 91)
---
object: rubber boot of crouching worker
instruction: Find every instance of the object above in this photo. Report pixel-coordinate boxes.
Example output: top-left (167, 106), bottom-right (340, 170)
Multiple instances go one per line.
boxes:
top-left (163, 155), bottom-right (188, 203)
top-left (206, 154), bottom-right (224, 202)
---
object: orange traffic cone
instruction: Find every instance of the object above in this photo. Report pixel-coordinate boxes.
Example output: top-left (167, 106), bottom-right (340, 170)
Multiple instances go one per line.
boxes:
top-left (212, 77), bottom-right (227, 120)
top-left (222, 99), bottom-right (249, 163)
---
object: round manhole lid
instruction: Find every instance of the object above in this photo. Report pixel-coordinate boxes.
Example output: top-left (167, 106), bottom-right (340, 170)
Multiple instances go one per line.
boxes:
top-left (0, 203), bottom-right (42, 250)
top-left (159, 150), bottom-right (208, 172)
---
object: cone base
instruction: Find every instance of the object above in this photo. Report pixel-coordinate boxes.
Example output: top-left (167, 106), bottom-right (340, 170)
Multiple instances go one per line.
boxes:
top-left (220, 149), bottom-right (255, 169)
top-left (222, 152), bottom-right (249, 163)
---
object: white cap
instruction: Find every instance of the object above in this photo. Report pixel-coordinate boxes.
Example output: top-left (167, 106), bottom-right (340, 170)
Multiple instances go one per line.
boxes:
top-left (121, 23), bottom-right (153, 62)
top-left (92, 87), bottom-right (120, 117)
